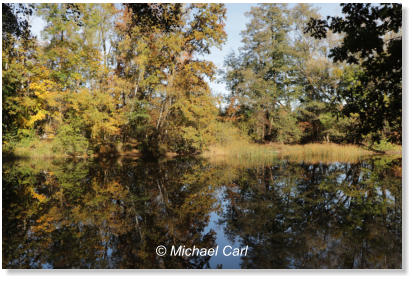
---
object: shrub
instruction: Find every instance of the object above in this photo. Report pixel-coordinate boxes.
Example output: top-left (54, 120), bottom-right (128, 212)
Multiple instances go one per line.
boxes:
top-left (371, 139), bottom-right (396, 152)
top-left (53, 124), bottom-right (90, 156)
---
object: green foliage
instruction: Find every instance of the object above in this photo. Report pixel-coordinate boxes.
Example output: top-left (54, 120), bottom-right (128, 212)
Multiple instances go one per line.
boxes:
top-left (222, 4), bottom-right (354, 145)
top-left (272, 110), bottom-right (303, 144)
top-left (17, 129), bottom-right (37, 146)
top-left (115, 3), bottom-right (226, 157)
top-left (126, 100), bottom-right (150, 139)
top-left (3, 129), bottom-right (35, 155)
top-left (371, 139), bottom-right (396, 152)
top-left (306, 3), bottom-right (402, 143)
top-left (222, 4), bottom-right (294, 143)
top-left (2, 4), bottom-right (37, 150)
top-left (213, 121), bottom-right (247, 146)
top-left (2, 3), bottom-right (401, 160)
top-left (52, 124), bottom-right (89, 156)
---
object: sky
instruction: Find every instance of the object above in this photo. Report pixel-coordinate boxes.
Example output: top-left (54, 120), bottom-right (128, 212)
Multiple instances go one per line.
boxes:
top-left (29, 3), bottom-right (342, 98)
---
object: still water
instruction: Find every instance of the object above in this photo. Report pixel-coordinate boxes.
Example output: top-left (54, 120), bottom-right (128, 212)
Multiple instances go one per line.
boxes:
top-left (2, 156), bottom-right (402, 269)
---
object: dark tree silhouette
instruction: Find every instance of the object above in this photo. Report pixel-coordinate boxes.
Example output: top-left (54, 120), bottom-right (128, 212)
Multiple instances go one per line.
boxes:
top-left (2, 3), bottom-right (33, 41)
top-left (306, 3), bottom-right (402, 143)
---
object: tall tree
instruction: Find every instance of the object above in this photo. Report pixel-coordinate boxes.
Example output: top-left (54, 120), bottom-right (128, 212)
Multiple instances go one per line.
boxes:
top-left (2, 3), bottom-right (35, 147)
top-left (115, 3), bottom-right (226, 156)
top-left (223, 4), bottom-right (300, 143)
top-left (26, 4), bottom-right (122, 154)
top-left (290, 4), bottom-right (352, 143)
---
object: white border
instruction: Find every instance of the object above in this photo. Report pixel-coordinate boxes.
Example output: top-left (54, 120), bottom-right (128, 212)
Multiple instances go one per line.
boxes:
top-left (1, 0), bottom-right (412, 280)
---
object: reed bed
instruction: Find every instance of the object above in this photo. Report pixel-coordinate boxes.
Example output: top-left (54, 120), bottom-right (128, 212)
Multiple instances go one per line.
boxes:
top-left (270, 143), bottom-right (375, 164)
top-left (202, 141), bottom-right (277, 167)
top-left (203, 142), bottom-right (377, 166)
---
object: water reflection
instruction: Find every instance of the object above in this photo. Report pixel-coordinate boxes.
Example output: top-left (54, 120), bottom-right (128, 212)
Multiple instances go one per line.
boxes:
top-left (2, 156), bottom-right (401, 268)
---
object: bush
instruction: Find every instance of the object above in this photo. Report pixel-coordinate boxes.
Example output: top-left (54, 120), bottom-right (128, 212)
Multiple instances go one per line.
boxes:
top-left (52, 124), bottom-right (90, 156)
top-left (3, 129), bottom-right (36, 156)
top-left (213, 121), bottom-right (247, 146)
top-left (371, 139), bottom-right (396, 152)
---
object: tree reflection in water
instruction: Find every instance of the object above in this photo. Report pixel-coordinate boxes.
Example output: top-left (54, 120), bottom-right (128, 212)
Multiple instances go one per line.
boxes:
top-left (2, 156), bottom-right (401, 268)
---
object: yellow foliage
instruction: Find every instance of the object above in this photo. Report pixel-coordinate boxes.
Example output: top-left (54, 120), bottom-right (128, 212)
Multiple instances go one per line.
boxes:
top-left (26, 110), bottom-right (47, 127)
top-left (28, 186), bottom-right (47, 203)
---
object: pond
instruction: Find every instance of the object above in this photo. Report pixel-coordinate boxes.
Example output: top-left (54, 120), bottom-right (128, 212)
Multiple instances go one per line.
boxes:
top-left (2, 155), bottom-right (402, 269)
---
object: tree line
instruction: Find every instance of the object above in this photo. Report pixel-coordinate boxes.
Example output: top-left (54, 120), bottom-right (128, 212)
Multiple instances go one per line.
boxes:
top-left (2, 3), bottom-right (402, 158)
top-left (222, 3), bottom-right (401, 145)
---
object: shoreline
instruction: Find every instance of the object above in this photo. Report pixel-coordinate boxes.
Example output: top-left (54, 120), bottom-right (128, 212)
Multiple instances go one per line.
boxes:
top-left (4, 142), bottom-right (402, 162)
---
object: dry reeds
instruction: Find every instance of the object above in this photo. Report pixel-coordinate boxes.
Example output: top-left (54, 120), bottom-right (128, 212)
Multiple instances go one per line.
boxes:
top-left (203, 142), bottom-right (377, 166)
top-left (270, 143), bottom-right (375, 164)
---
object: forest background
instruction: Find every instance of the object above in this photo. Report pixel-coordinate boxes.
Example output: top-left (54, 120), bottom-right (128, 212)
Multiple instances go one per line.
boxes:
top-left (2, 3), bottom-right (402, 159)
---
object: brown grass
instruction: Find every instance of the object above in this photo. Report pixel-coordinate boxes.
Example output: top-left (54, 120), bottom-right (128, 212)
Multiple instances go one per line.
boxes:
top-left (269, 143), bottom-right (375, 164)
top-left (203, 142), bottom-right (377, 166)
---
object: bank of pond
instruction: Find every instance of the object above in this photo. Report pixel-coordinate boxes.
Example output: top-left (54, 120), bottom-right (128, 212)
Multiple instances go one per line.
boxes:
top-left (5, 140), bottom-right (402, 164)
